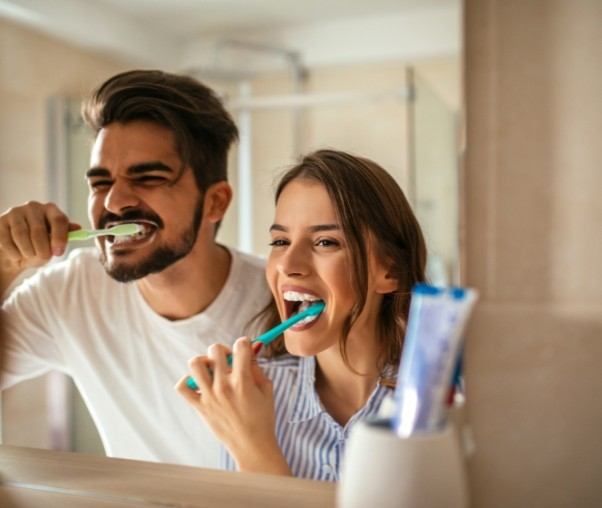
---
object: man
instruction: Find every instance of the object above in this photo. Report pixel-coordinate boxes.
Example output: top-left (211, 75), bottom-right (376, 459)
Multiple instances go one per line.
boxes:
top-left (0, 70), bottom-right (271, 467)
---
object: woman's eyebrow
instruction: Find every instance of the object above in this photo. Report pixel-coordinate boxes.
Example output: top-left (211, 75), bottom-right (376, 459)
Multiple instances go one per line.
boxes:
top-left (269, 223), bottom-right (340, 232)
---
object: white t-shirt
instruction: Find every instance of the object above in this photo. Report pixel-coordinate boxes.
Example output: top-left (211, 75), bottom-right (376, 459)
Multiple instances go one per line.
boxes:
top-left (1, 247), bottom-right (271, 467)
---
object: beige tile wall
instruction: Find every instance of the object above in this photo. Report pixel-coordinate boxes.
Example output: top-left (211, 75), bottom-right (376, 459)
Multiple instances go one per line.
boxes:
top-left (0, 19), bottom-right (129, 448)
top-left (464, 1), bottom-right (602, 506)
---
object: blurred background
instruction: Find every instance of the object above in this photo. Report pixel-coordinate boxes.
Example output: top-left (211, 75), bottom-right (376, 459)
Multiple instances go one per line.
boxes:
top-left (0, 0), bottom-right (462, 456)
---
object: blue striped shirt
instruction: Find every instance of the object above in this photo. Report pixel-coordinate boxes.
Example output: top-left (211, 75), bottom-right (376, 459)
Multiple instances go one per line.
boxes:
top-left (221, 354), bottom-right (394, 482)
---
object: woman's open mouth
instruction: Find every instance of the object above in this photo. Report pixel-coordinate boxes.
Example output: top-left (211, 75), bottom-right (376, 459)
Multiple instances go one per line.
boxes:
top-left (283, 290), bottom-right (325, 330)
top-left (105, 221), bottom-right (158, 249)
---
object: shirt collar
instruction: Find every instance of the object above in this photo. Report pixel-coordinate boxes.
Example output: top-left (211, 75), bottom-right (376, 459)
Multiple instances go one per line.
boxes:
top-left (288, 356), bottom-right (396, 424)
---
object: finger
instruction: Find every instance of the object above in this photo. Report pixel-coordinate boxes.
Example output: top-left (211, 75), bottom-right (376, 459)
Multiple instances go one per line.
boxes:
top-left (250, 361), bottom-right (272, 395)
top-left (174, 375), bottom-right (201, 407)
top-left (45, 204), bottom-right (72, 256)
top-left (207, 344), bottom-right (231, 386)
top-left (24, 205), bottom-right (53, 260)
top-left (187, 355), bottom-right (214, 395)
top-left (252, 342), bottom-right (263, 357)
top-left (0, 218), bottom-right (21, 261)
top-left (9, 215), bottom-right (36, 259)
top-left (232, 337), bottom-right (253, 382)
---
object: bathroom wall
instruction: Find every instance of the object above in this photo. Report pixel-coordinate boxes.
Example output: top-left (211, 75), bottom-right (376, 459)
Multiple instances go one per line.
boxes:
top-left (0, 18), bottom-right (129, 448)
top-left (464, 1), bottom-right (602, 506)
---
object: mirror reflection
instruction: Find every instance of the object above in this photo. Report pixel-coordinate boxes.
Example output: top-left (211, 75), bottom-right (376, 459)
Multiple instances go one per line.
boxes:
top-left (0, 0), bottom-right (461, 479)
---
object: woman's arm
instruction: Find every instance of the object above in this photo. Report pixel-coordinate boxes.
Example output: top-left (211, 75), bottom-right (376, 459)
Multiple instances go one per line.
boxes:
top-left (176, 337), bottom-right (292, 476)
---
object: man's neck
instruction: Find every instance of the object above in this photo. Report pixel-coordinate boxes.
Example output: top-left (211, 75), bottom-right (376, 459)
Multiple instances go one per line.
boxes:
top-left (135, 242), bottom-right (232, 321)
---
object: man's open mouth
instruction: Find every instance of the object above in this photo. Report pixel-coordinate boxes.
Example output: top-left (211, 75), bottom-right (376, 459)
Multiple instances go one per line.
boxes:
top-left (104, 221), bottom-right (158, 247)
top-left (283, 290), bottom-right (325, 327)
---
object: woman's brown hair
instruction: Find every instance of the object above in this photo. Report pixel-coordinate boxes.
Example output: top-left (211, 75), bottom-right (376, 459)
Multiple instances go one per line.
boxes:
top-left (254, 149), bottom-right (427, 382)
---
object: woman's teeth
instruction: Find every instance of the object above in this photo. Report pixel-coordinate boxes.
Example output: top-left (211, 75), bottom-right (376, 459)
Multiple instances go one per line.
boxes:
top-left (283, 291), bottom-right (321, 303)
top-left (283, 291), bottom-right (324, 324)
top-left (296, 313), bottom-right (320, 326)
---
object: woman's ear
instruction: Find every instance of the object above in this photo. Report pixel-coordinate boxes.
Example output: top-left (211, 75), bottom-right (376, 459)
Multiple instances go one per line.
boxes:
top-left (203, 181), bottom-right (233, 224)
top-left (371, 256), bottom-right (399, 295)
top-left (375, 269), bottom-right (399, 295)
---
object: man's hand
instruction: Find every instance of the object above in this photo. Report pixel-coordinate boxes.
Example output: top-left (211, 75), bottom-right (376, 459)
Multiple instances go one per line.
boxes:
top-left (176, 337), bottom-right (292, 476)
top-left (0, 201), bottom-right (80, 295)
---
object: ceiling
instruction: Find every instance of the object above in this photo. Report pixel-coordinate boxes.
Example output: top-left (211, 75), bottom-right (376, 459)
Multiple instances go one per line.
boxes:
top-left (0, 0), bottom-right (460, 69)
top-left (95, 0), bottom-right (457, 38)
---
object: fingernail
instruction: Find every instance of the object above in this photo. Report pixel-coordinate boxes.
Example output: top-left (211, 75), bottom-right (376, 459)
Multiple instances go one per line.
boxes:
top-left (53, 246), bottom-right (63, 256)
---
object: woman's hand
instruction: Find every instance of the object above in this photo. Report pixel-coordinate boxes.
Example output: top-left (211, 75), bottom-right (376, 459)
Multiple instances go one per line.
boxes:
top-left (176, 337), bottom-right (291, 476)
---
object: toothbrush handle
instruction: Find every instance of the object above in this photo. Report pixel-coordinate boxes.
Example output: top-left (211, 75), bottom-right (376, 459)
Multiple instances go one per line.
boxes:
top-left (185, 303), bottom-right (325, 390)
top-left (67, 230), bottom-right (93, 241)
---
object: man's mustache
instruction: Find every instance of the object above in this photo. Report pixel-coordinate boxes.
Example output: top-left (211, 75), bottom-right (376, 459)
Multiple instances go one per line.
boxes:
top-left (98, 210), bottom-right (164, 229)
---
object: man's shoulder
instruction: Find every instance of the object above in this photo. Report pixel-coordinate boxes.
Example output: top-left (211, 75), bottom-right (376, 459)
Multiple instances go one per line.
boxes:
top-left (230, 248), bottom-right (266, 272)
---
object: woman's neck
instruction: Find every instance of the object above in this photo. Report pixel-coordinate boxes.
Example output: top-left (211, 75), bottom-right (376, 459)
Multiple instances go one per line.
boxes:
top-left (314, 330), bottom-right (382, 426)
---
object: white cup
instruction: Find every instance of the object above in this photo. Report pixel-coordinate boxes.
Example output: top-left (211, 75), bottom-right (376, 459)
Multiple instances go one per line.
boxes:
top-left (337, 420), bottom-right (469, 508)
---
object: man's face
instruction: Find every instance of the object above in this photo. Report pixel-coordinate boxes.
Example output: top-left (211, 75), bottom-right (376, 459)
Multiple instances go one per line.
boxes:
top-left (87, 121), bottom-right (204, 282)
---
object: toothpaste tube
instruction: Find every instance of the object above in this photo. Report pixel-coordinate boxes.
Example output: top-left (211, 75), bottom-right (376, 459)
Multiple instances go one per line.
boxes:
top-left (392, 284), bottom-right (478, 437)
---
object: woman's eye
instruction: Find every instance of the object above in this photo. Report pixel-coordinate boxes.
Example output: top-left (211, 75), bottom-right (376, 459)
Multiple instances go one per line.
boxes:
top-left (316, 238), bottom-right (340, 248)
top-left (269, 239), bottom-right (289, 247)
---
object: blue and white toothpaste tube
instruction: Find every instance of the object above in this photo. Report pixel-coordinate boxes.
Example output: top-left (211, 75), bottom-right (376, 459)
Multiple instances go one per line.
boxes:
top-left (392, 284), bottom-right (478, 437)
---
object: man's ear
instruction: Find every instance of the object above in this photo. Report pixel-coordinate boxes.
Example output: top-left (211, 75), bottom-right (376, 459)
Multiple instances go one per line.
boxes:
top-left (202, 181), bottom-right (232, 224)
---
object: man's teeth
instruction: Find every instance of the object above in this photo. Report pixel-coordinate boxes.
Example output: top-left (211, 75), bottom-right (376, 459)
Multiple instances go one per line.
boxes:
top-left (111, 224), bottom-right (153, 244)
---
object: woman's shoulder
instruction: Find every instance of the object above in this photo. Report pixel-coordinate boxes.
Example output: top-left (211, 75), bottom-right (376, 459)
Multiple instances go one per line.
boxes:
top-left (257, 353), bottom-right (300, 368)
top-left (257, 354), bottom-right (303, 378)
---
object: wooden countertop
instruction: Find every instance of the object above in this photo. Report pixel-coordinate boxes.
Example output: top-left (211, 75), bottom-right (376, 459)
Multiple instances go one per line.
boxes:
top-left (0, 445), bottom-right (336, 507)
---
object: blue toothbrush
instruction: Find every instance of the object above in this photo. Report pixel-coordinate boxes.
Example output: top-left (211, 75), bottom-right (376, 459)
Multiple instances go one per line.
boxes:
top-left (186, 301), bottom-right (325, 390)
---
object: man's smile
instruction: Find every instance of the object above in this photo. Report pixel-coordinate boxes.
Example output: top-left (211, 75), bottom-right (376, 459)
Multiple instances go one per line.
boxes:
top-left (103, 220), bottom-right (159, 251)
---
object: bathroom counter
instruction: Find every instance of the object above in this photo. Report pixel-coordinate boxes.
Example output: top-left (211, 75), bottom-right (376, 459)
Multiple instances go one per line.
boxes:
top-left (0, 445), bottom-right (335, 507)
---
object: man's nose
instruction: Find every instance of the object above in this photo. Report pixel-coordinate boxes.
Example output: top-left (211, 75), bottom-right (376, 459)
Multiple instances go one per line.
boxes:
top-left (103, 180), bottom-right (140, 215)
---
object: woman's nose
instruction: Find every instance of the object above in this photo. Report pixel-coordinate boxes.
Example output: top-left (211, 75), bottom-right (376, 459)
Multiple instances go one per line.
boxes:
top-left (103, 180), bottom-right (140, 215)
top-left (277, 243), bottom-right (310, 277)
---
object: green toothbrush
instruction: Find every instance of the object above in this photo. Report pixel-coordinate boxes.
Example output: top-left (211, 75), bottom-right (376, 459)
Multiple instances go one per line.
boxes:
top-left (68, 223), bottom-right (144, 242)
top-left (186, 301), bottom-right (326, 391)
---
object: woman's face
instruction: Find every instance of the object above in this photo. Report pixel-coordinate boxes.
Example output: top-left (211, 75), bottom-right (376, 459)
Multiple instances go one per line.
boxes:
top-left (266, 177), bottom-right (388, 357)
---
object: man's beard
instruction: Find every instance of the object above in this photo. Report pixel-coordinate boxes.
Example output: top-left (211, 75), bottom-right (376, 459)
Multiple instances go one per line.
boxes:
top-left (99, 196), bottom-right (204, 283)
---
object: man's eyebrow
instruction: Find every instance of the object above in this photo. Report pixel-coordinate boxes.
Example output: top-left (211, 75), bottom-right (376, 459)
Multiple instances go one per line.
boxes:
top-left (269, 223), bottom-right (340, 232)
top-left (86, 162), bottom-right (175, 179)
top-left (86, 167), bottom-right (110, 179)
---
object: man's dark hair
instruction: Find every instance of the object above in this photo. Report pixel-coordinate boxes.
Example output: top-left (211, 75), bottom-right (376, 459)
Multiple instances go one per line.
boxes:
top-left (82, 69), bottom-right (238, 192)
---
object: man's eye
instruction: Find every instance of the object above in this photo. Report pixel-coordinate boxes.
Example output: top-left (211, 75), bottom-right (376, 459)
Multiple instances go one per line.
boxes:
top-left (137, 176), bottom-right (166, 185)
top-left (89, 180), bottom-right (111, 190)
